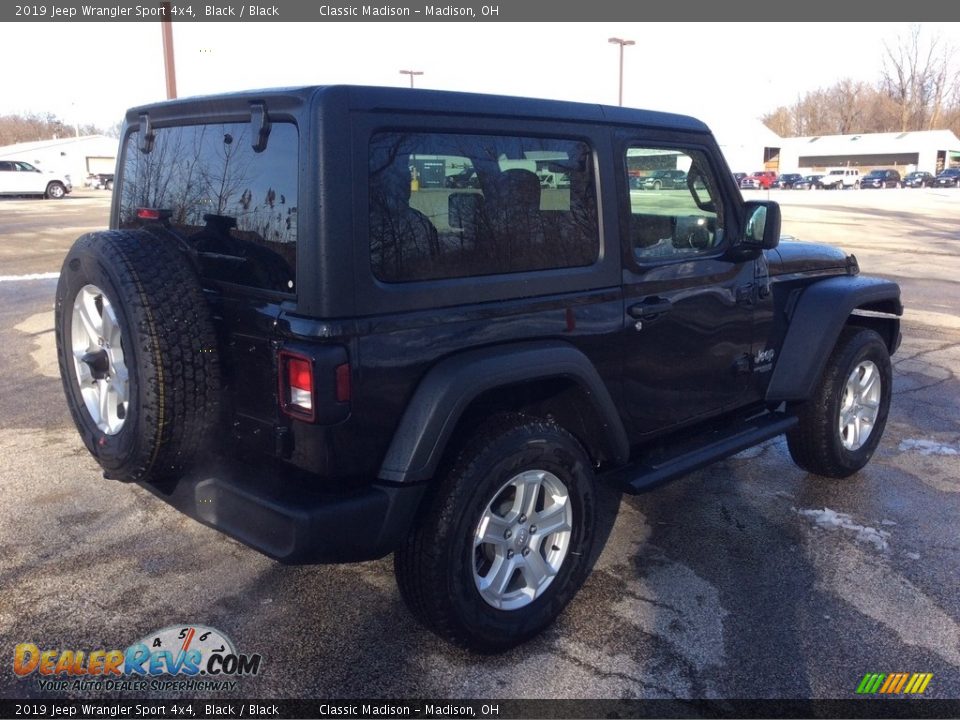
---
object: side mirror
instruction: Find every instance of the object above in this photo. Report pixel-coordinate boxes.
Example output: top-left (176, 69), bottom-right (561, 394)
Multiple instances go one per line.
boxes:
top-left (743, 200), bottom-right (781, 250)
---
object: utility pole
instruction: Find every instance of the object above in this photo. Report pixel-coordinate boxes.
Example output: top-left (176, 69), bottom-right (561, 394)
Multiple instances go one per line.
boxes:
top-left (608, 37), bottom-right (635, 107)
top-left (399, 70), bottom-right (424, 88)
top-left (161, 2), bottom-right (178, 99)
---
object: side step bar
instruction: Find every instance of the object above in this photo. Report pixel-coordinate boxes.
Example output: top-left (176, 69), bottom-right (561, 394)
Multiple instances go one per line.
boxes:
top-left (605, 413), bottom-right (798, 494)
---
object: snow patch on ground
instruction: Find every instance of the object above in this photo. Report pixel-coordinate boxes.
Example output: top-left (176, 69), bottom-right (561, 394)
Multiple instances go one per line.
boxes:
top-left (898, 438), bottom-right (960, 456)
top-left (794, 507), bottom-right (891, 551)
top-left (0, 272), bottom-right (59, 282)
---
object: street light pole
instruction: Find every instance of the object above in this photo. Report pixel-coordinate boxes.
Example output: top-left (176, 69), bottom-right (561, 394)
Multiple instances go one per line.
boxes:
top-left (399, 70), bottom-right (424, 88)
top-left (608, 37), bottom-right (635, 107)
top-left (160, 1), bottom-right (177, 99)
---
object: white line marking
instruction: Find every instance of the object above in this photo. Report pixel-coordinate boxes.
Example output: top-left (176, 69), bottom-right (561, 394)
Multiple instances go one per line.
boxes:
top-left (0, 272), bottom-right (60, 282)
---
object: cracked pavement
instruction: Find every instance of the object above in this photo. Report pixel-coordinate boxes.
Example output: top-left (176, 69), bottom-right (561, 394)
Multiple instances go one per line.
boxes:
top-left (1, 190), bottom-right (958, 701)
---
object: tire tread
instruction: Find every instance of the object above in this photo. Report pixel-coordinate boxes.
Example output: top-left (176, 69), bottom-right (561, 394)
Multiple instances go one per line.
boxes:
top-left (56, 230), bottom-right (220, 482)
top-left (786, 326), bottom-right (891, 478)
top-left (394, 413), bottom-right (593, 652)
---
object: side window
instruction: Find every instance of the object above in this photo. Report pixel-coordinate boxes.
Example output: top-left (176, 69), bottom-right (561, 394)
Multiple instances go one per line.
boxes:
top-left (624, 146), bottom-right (723, 263)
top-left (369, 132), bottom-right (598, 283)
top-left (0, 162), bottom-right (14, 172)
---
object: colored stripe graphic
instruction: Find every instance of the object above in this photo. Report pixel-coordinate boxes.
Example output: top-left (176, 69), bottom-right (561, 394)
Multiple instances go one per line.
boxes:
top-left (879, 674), bottom-right (897, 693)
top-left (856, 673), bottom-right (885, 694)
top-left (907, 673), bottom-right (934, 694)
top-left (856, 672), bottom-right (933, 695)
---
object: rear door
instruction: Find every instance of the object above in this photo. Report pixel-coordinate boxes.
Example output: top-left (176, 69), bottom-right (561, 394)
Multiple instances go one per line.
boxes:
top-left (617, 137), bottom-right (756, 437)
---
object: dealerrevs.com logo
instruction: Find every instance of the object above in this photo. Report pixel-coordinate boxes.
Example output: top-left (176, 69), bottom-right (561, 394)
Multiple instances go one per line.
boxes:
top-left (14, 625), bottom-right (262, 693)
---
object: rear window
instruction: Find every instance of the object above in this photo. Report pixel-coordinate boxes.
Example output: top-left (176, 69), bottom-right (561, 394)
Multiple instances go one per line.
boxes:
top-left (369, 131), bottom-right (599, 283)
top-left (119, 122), bottom-right (298, 294)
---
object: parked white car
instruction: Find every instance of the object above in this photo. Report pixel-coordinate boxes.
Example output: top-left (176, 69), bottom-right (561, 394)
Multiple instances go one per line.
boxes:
top-left (0, 160), bottom-right (72, 199)
top-left (819, 167), bottom-right (860, 190)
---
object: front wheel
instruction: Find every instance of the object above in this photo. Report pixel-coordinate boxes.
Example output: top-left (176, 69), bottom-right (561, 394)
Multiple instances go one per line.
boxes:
top-left (394, 415), bottom-right (596, 652)
top-left (786, 327), bottom-right (892, 478)
top-left (46, 182), bottom-right (66, 199)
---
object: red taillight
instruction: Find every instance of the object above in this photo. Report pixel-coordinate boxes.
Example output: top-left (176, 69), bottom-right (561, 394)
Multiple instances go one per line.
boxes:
top-left (136, 208), bottom-right (171, 222)
top-left (278, 351), bottom-right (350, 423)
top-left (280, 352), bottom-right (314, 421)
top-left (289, 358), bottom-right (313, 393)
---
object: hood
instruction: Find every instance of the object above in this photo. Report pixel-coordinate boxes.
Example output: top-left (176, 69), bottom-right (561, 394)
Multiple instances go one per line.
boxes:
top-left (767, 240), bottom-right (855, 277)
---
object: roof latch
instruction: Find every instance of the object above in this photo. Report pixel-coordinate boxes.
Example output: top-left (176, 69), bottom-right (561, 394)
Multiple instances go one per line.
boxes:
top-left (138, 113), bottom-right (155, 154)
top-left (251, 102), bottom-right (271, 153)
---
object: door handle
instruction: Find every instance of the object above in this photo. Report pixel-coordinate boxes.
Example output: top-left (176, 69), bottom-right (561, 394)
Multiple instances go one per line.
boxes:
top-left (628, 297), bottom-right (673, 320)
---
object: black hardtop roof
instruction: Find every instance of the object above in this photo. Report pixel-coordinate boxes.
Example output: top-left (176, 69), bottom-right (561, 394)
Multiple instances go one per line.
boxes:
top-left (125, 84), bottom-right (711, 134)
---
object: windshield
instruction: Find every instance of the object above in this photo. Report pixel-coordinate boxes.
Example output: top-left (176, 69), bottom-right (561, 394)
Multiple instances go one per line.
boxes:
top-left (864, 171), bottom-right (884, 177)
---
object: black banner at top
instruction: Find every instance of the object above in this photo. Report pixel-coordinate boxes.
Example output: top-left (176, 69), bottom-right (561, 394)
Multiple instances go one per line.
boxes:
top-left (3, 699), bottom-right (960, 719)
top-left (3, 0), bottom-right (960, 22)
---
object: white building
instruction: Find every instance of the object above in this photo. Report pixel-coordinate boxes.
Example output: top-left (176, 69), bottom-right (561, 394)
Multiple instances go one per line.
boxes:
top-left (705, 115), bottom-right (784, 174)
top-left (0, 135), bottom-right (118, 184)
top-left (777, 130), bottom-right (960, 175)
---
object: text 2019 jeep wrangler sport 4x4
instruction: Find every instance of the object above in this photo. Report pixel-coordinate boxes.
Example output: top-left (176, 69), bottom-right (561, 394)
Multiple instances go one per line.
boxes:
top-left (55, 86), bottom-right (901, 652)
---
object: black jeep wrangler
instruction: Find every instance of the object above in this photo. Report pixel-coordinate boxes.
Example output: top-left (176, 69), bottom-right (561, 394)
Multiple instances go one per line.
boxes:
top-left (55, 86), bottom-right (901, 652)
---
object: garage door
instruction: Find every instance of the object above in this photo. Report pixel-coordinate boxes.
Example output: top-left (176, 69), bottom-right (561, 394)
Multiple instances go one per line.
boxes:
top-left (86, 156), bottom-right (116, 174)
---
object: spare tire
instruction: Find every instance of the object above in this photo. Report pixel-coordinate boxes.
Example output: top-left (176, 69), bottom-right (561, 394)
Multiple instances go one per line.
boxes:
top-left (55, 230), bottom-right (220, 483)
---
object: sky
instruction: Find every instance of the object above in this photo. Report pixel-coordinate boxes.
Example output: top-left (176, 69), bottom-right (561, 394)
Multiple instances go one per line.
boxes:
top-left (3, 22), bottom-right (955, 133)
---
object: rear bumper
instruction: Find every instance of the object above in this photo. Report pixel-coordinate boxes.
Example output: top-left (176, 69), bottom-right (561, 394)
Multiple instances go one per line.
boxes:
top-left (140, 462), bottom-right (426, 564)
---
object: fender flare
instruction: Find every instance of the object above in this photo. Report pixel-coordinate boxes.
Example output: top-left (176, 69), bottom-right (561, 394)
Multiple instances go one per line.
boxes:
top-left (765, 275), bottom-right (902, 403)
top-left (377, 340), bottom-right (630, 483)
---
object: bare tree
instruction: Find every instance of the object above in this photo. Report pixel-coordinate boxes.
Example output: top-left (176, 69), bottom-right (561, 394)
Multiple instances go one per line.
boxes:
top-left (763, 106), bottom-right (793, 137)
top-left (882, 24), bottom-right (958, 131)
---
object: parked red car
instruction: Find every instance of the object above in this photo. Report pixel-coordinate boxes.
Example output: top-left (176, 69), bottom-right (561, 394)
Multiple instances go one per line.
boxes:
top-left (740, 171), bottom-right (777, 190)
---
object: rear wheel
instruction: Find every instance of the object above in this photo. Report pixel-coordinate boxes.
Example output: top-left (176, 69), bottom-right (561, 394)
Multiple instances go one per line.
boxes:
top-left (787, 327), bottom-right (892, 478)
top-left (394, 414), bottom-right (596, 652)
top-left (55, 230), bottom-right (220, 483)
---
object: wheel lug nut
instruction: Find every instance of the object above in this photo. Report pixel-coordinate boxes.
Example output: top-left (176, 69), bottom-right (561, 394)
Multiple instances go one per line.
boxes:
top-left (504, 529), bottom-right (512, 539)
top-left (522, 548), bottom-right (530, 557)
top-left (530, 525), bottom-right (537, 533)
top-left (519, 514), bottom-right (527, 523)
top-left (507, 550), bottom-right (515, 559)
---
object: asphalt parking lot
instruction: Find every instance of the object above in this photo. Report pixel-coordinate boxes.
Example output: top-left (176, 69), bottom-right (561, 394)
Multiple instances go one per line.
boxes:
top-left (1, 188), bottom-right (958, 702)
